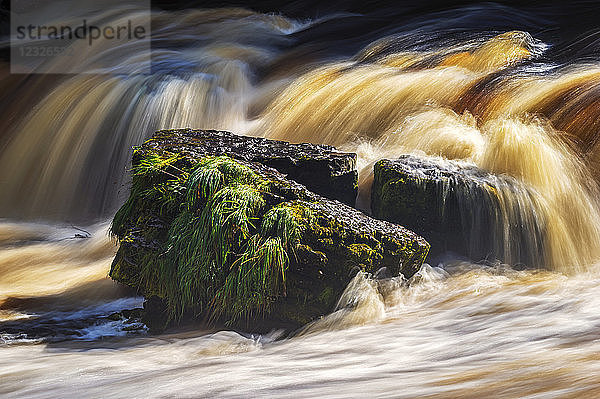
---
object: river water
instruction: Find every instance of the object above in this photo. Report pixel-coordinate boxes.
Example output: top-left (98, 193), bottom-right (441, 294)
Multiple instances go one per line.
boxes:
top-left (2, 1), bottom-right (600, 397)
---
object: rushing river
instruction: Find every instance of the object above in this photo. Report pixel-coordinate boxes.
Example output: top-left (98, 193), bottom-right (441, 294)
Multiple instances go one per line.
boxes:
top-left (3, 0), bottom-right (600, 397)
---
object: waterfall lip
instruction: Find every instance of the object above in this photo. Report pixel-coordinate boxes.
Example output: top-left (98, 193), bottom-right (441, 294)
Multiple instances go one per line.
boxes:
top-left (387, 154), bottom-right (490, 182)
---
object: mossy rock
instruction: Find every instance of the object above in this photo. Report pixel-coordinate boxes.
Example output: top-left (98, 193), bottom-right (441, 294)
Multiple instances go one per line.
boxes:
top-left (110, 132), bottom-right (429, 332)
top-left (371, 155), bottom-right (545, 267)
top-left (138, 129), bottom-right (358, 206)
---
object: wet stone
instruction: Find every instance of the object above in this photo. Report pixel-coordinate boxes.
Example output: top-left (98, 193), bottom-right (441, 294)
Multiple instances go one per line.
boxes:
top-left (110, 131), bottom-right (429, 332)
top-left (371, 155), bottom-right (545, 267)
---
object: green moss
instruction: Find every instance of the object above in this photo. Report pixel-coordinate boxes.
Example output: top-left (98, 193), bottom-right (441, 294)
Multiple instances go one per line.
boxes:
top-left (111, 153), bottom-right (311, 324)
top-left (371, 160), bottom-right (449, 262)
top-left (111, 151), bottom-right (429, 330)
top-left (347, 243), bottom-right (377, 263)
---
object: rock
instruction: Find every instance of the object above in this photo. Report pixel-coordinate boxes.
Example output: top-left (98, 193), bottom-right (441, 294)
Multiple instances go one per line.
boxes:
top-left (121, 323), bottom-right (146, 332)
top-left (371, 155), bottom-right (545, 267)
top-left (110, 131), bottom-right (429, 331)
top-left (142, 297), bottom-right (169, 334)
top-left (139, 129), bottom-right (358, 206)
top-left (107, 308), bottom-right (145, 322)
top-left (107, 312), bottom-right (124, 321)
top-left (121, 308), bottom-right (145, 320)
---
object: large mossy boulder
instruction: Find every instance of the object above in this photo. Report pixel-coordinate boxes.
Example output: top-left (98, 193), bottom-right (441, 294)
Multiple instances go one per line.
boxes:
top-left (110, 131), bottom-right (429, 331)
top-left (371, 155), bottom-right (545, 267)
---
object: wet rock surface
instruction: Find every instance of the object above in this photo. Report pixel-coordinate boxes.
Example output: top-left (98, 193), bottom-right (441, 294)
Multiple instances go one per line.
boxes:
top-left (141, 129), bottom-right (358, 206)
top-left (371, 155), bottom-right (545, 267)
top-left (0, 307), bottom-right (146, 344)
top-left (111, 131), bottom-right (428, 331)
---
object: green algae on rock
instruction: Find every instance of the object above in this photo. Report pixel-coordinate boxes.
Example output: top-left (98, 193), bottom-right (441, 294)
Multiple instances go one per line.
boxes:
top-left (371, 155), bottom-right (546, 267)
top-left (110, 131), bottom-right (429, 331)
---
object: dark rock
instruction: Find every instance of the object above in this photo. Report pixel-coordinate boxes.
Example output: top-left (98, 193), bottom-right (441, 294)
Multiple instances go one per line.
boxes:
top-left (107, 312), bottom-right (124, 321)
top-left (110, 131), bottom-right (429, 332)
top-left (142, 297), bottom-right (169, 333)
top-left (107, 308), bottom-right (146, 322)
top-left (122, 308), bottom-right (145, 320)
top-left (371, 155), bottom-right (545, 267)
top-left (140, 129), bottom-right (358, 206)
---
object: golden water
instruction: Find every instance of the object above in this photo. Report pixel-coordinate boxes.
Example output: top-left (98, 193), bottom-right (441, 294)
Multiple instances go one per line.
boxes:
top-left (4, 245), bottom-right (600, 398)
top-left (2, 2), bottom-right (600, 397)
top-left (256, 34), bottom-right (600, 273)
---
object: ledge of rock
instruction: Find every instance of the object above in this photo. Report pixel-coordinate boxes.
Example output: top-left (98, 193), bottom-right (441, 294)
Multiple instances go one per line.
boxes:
top-left (139, 129), bottom-right (358, 206)
top-left (110, 131), bottom-right (429, 332)
top-left (371, 155), bottom-right (545, 267)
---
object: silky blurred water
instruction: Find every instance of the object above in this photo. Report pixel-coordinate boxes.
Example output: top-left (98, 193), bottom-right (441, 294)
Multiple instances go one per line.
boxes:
top-left (3, 252), bottom-right (600, 398)
top-left (3, 1), bottom-right (600, 397)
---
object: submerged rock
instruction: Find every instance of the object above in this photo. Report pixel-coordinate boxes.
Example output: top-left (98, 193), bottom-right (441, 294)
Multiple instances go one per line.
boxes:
top-left (371, 155), bottom-right (545, 267)
top-left (140, 129), bottom-right (358, 206)
top-left (110, 131), bottom-right (429, 331)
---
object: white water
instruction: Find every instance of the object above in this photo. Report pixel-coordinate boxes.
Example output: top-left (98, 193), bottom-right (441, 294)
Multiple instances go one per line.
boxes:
top-left (4, 261), bottom-right (600, 398)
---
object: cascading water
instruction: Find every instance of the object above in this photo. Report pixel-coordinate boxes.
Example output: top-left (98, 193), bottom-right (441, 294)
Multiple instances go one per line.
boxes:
top-left (3, 1), bottom-right (600, 397)
top-left (0, 5), bottom-right (301, 220)
top-left (254, 35), bottom-right (600, 273)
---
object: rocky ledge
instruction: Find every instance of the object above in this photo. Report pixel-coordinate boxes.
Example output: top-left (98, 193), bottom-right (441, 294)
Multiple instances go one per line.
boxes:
top-left (371, 155), bottom-right (545, 267)
top-left (110, 131), bottom-right (429, 331)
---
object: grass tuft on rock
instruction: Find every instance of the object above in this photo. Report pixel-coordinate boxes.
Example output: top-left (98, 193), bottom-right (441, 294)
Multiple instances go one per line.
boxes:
top-left (112, 152), bottom-right (305, 324)
top-left (111, 151), bottom-right (186, 237)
